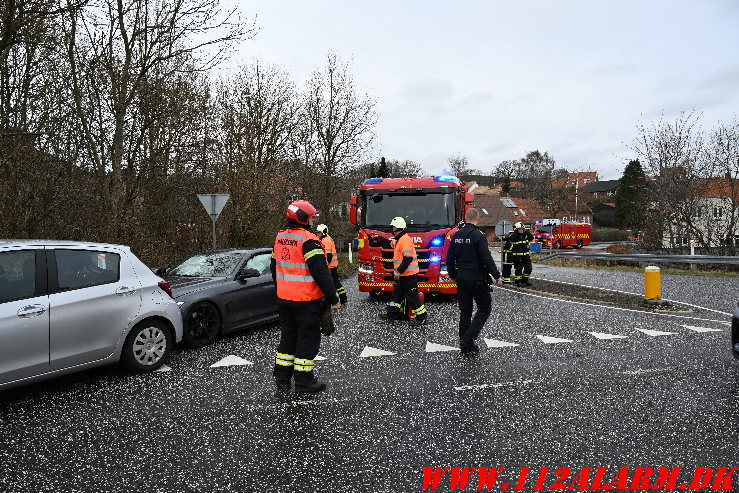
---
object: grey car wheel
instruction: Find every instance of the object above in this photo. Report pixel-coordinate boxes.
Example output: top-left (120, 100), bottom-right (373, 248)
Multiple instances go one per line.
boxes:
top-left (121, 319), bottom-right (172, 373)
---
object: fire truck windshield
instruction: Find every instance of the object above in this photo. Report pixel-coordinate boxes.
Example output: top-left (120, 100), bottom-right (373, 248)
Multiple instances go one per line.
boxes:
top-left (361, 192), bottom-right (455, 230)
top-left (536, 225), bottom-right (554, 233)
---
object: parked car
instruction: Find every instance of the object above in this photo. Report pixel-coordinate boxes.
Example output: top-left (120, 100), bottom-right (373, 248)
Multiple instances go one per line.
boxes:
top-left (732, 300), bottom-right (739, 359)
top-left (157, 248), bottom-right (277, 348)
top-left (0, 241), bottom-right (183, 391)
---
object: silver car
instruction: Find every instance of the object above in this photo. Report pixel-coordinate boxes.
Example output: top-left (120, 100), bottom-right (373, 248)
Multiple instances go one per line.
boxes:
top-left (0, 240), bottom-right (183, 390)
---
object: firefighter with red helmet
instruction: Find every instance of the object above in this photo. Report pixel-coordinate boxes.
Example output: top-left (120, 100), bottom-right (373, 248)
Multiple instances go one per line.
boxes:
top-left (376, 217), bottom-right (427, 325)
top-left (316, 224), bottom-right (348, 305)
top-left (270, 200), bottom-right (341, 394)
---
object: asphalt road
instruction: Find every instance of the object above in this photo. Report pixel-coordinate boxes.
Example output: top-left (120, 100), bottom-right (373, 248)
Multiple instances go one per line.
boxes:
top-left (0, 265), bottom-right (737, 492)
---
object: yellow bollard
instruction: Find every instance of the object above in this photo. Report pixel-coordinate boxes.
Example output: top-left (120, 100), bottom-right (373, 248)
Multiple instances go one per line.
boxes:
top-left (644, 266), bottom-right (661, 299)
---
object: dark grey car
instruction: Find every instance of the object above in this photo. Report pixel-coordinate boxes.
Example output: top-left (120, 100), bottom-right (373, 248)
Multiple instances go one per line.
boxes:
top-left (159, 248), bottom-right (277, 347)
top-left (732, 300), bottom-right (739, 359)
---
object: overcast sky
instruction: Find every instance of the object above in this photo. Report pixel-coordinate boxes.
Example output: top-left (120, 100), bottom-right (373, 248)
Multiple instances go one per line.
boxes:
top-left (222, 1), bottom-right (739, 180)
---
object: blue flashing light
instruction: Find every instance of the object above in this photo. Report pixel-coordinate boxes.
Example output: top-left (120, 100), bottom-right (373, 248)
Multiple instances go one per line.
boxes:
top-left (434, 175), bottom-right (459, 183)
top-left (364, 177), bottom-right (383, 184)
top-left (430, 237), bottom-right (443, 247)
top-left (430, 255), bottom-right (441, 263)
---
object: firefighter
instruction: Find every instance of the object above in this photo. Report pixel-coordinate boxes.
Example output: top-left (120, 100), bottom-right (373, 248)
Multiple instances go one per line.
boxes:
top-left (500, 232), bottom-right (514, 284)
top-left (270, 201), bottom-right (341, 394)
top-left (316, 224), bottom-right (348, 305)
top-left (509, 222), bottom-right (534, 286)
top-left (446, 208), bottom-right (501, 354)
top-left (376, 217), bottom-right (427, 325)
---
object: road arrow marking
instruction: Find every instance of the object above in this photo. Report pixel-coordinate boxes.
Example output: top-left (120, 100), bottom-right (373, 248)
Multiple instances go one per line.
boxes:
top-left (680, 324), bottom-right (722, 333)
top-left (314, 355), bottom-right (327, 360)
top-left (588, 331), bottom-right (628, 340)
top-left (536, 335), bottom-right (574, 344)
top-left (359, 346), bottom-right (396, 357)
top-left (454, 379), bottom-right (537, 391)
top-left (635, 328), bottom-right (677, 337)
top-left (484, 338), bottom-right (520, 348)
top-left (155, 365), bottom-right (171, 372)
top-left (210, 355), bottom-right (253, 367)
top-left (426, 341), bottom-right (460, 352)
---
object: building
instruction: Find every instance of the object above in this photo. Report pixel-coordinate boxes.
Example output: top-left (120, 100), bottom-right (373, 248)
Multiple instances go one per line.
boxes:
top-left (474, 195), bottom-right (547, 241)
top-left (582, 180), bottom-right (620, 201)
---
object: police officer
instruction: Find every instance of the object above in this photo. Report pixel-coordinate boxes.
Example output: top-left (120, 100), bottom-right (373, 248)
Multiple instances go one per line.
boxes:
top-left (270, 201), bottom-right (341, 394)
top-left (316, 224), bottom-right (348, 305)
top-left (446, 208), bottom-right (501, 354)
top-left (509, 222), bottom-right (534, 286)
top-left (376, 217), bottom-right (427, 325)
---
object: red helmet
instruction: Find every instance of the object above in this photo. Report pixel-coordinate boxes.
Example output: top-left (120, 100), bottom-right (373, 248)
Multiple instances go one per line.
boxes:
top-left (286, 200), bottom-right (317, 225)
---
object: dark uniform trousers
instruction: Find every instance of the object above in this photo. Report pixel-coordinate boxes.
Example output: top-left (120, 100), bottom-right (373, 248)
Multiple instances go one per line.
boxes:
top-left (387, 274), bottom-right (425, 320)
top-left (456, 268), bottom-right (492, 344)
top-left (513, 254), bottom-right (532, 282)
top-left (501, 251), bottom-right (514, 284)
top-left (273, 301), bottom-right (321, 384)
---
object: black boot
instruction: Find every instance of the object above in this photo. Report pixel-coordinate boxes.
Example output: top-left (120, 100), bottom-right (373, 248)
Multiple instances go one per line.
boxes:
top-left (275, 377), bottom-right (291, 391)
top-left (460, 340), bottom-right (480, 354)
top-left (521, 278), bottom-right (532, 286)
top-left (295, 378), bottom-right (327, 394)
top-left (339, 293), bottom-right (348, 305)
top-left (408, 314), bottom-right (427, 326)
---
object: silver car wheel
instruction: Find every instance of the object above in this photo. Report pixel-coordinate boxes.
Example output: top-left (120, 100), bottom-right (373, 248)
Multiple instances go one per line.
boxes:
top-left (132, 326), bottom-right (167, 366)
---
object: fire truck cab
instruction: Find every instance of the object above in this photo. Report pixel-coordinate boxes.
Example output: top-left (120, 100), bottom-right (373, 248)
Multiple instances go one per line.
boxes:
top-left (534, 219), bottom-right (592, 249)
top-left (349, 176), bottom-right (474, 295)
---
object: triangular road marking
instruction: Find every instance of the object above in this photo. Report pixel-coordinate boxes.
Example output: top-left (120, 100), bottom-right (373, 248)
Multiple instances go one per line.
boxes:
top-left (588, 331), bottom-right (628, 340)
top-left (484, 338), bottom-right (520, 348)
top-left (210, 355), bottom-right (253, 367)
top-left (359, 346), bottom-right (396, 357)
top-left (426, 341), bottom-right (460, 352)
top-left (155, 365), bottom-right (171, 372)
top-left (536, 335), bottom-right (574, 344)
top-left (635, 328), bottom-right (676, 337)
top-left (314, 355), bottom-right (327, 360)
top-left (681, 325), bottom-right (722, 333)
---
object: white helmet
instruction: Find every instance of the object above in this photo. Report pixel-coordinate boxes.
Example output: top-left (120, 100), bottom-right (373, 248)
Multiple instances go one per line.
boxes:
top-left (514, 222), bottom-right (524, 229)
top-left (390, 217), bottom-right (407, 229)
top-left (316, 224), bottom-right (328, 234)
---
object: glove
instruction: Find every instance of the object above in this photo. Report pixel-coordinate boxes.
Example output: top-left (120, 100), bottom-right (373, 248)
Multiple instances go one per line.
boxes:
top-left (320, 303), bottom-right (335, 336)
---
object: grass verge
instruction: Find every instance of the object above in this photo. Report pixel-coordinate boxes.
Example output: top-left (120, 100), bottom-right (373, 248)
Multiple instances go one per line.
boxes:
top-left (533, 254), bottom-right (739, 278)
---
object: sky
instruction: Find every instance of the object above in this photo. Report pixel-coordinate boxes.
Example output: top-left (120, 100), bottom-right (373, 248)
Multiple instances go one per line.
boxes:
top-left (218, 1), bottom-right (739, 180)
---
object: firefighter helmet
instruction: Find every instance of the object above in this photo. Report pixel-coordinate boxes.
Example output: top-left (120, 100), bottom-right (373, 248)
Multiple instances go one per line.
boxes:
top-left (286, 200), bottom-right (317, 225)
top-left (514, 222), bottom-right (524, 229)
top-left (316, 224), bottom-right (328, 234)
top-left (390, 217), bottom-right (407, 229)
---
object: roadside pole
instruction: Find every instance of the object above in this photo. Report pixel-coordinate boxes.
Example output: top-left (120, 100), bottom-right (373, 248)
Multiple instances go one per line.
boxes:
top-left (197, 194), bottom-right (230, 249)
top-left (690, 239), bottom-right (696, 270)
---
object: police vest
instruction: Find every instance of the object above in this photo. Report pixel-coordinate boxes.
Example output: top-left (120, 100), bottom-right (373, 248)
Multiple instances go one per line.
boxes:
top-left (320, 235), bottom-right (339, 268)
top-left (393, 234), bottom-right (419, 276)
top-left (273, 228), bottom-right (325, 301)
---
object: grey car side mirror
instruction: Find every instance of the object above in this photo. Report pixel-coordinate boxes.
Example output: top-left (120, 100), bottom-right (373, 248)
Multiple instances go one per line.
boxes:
top-left (238, 268), bottom-right (260, 280)
top-left (154, 266), bottom-right (170, 276)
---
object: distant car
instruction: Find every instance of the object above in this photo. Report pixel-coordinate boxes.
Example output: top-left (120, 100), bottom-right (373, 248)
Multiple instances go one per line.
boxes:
top-left (0, 240), bottom-right (183, 391)
top-left (732, 301), bottom-right (739, 360)
top-left (158, 248), bottom-right (277, 347)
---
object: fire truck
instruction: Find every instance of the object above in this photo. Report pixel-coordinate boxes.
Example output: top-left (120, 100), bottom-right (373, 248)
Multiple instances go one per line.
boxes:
top-left (534, 220), bottom-right (592, 249)
top-left (349, 176), bottom-right (474, 295)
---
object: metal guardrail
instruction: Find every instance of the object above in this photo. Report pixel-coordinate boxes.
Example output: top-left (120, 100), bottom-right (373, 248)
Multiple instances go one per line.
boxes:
top-left (537, 252), bottom-right (739, 265)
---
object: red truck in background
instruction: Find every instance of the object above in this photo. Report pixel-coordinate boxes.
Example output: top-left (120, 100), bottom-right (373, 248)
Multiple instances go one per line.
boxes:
top-left (349, 175), bottom-right (475, 295)
top-left (534, 220), bottom-right (592, 249)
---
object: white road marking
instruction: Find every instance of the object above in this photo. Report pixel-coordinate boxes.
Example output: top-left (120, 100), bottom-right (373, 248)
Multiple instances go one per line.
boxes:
top-left (680, 324), bottom-right (723, 333)
top-left (359, 346), bottom-right (396, 357)
top-left (536, 335), bottom-right (574, 344)
top-left (621, 367), bottom-right (676, 375)
top-left (635, 328), bottom-right (677, 337)
top-left (155, 365), bottom-right (172, 372)
top-left (426, 341), bottom-right (460, 352)
top-left (493, 285), bottom-right (729, 324)
top-left (588, 331), bottom-right (628, 340)
top-left (484, 338), bottom-right (520, 348)
top-left (314, 355), bottom-right (327, 360)
top-left (454, 379), bottom-right (537, 391)
top-left (210, 355), bottom-right (253, 367)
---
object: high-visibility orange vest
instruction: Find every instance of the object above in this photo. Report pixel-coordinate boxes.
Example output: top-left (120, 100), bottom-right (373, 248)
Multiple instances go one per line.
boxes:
top-left (393, 233), bottom-right (419, 276)
top-left (273, 228), bottom-right (325, 301)
top-left (320, 235), bottom-right (339, 268)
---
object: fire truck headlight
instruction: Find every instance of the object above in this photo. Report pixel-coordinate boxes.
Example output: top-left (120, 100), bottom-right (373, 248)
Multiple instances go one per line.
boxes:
top-left (439, 263), bottom-right (448, 276)
top-left (358, 262), bottom-right (373, 274)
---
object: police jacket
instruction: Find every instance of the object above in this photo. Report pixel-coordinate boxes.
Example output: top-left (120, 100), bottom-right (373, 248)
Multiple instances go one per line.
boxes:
top-left (506, 230), bottom-right (534, 256)
top-left (445, 223), bottom-right (500, 280)
top-left (270, 220), bottom-right (340, 306)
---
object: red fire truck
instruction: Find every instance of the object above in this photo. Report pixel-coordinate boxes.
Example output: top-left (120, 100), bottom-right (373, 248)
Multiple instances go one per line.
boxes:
top-left (349, 176), bottom-right (474, 295)
top-left (534, 220), bottom-right (592, 249)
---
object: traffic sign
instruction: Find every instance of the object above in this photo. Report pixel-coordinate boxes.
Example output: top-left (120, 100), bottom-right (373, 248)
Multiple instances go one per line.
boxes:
top-left (197, 194), bottom-right (230, 248)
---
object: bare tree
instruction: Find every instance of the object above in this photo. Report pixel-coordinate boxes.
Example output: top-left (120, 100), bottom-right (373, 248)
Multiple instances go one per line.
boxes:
top-left (61, 0), bottom-right (251, 241)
